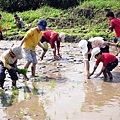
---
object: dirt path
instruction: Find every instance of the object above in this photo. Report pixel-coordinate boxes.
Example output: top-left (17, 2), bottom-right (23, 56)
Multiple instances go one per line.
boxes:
top-left (0, 41), bottom-right (120, 120)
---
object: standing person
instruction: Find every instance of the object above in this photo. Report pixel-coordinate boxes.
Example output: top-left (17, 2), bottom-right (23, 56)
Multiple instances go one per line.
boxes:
top-left (90, 47), bottom-right (118, 81)
top-left (0, 45), bottom-right (23, 89)
top-left (0, 14), bottom-right (3, 40)
top-left (78, 37), bottom-right (114, 79)
top-left (20, 19), bottom-right (47, 80)
top-left (14, 14), bottom-right (24, 31)
top-left (106, 11), bottom-right (120, 55)
top-left (40, 30), bottom-right (65, 60)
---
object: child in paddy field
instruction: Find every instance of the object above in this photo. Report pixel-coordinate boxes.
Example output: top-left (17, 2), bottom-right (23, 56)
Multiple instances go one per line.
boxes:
top-left (106, 11), bottom-right (120, 55)
top-left (20, 19), bottom-right (47, 80)
top-left (90, 47), bottom-right (118, 81)
top-left (78, 36), bottom-right (120, 79)
top-left (0, 45), bottom-right (23, 89)
top-left (40, 30), bottom-right (66, 60)
top-left (78, 37), bottom-right (112, 79)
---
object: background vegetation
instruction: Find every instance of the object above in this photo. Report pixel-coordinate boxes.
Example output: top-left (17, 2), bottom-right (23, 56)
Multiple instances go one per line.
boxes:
top-left (0, 0), bottom-right (120, 42)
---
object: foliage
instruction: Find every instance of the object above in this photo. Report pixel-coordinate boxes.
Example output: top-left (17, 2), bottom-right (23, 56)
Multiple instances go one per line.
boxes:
top-left (0, 0), bottom-right (120, 41)
top-left (0, 0), bottom-right (80, 12)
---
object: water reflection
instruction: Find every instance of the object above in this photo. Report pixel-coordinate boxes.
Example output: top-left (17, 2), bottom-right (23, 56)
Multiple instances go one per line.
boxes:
top-left (82, 79), bottom-right (120, 112)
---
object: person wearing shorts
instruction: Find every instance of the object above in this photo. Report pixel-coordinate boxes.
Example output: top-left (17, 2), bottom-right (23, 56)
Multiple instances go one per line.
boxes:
top-left (90, 47), bottom-right (118, 81)
top-left (20, 19), bottom-right (47, 80)
top-left (106, 11), bottom-right (120, 55)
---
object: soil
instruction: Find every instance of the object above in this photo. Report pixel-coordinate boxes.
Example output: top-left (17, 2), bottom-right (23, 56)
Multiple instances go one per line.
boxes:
top-left (0, 40), bottom-right (120, 120)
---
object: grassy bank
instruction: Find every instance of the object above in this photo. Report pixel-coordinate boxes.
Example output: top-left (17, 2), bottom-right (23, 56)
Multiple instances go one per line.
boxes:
top-left (1, 0), bottom-right (120, 41)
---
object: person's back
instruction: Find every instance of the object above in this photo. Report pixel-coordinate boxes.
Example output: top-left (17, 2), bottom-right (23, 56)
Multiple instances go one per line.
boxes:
top-left (110, 17), bottom-right (120, 37)
top-left (43, 30), bottom-right (58, 43)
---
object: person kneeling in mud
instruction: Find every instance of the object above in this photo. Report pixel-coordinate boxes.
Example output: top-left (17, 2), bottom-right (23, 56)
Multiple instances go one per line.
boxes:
top-left (0, 45), bottom-right (23, 89)
top-left (40, 30), bottom-right (66, 60)
top-left (90, 47), bottom-right (118, 81)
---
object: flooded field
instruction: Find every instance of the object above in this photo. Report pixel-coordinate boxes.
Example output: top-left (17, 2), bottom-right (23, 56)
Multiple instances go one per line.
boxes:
top-left (0, 41), bottom-right (120, 120)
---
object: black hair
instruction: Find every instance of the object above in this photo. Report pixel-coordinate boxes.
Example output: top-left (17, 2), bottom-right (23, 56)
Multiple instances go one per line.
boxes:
top-left (15, 16), bottom-right (20, 20)
top-left (95, 51), bottom-right (102, 57)
top-left (14, 14), bottom-right (18, 18)
top-left (87, 41), bottom-right (92, 51)
top-left (106, 11), bottom-right (115, 18)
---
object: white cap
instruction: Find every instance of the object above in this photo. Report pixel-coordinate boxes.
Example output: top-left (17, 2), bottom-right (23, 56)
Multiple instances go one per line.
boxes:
top-left (88, 37), bottom-right (104, 42)
top-left (59, 32), bottom-right (65, 42)
top-left (11, 45), bottom-right (23, 59)
top-left (91, 47), bottom-right (101, 60)
top-left (88, 37), bottom-right (105, 48)
top-left (78, 40), bottom-right (88, 54)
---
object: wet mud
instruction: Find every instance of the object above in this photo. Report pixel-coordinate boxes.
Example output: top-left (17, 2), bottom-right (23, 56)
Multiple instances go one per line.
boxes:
top-left (0, 41), bottom-right (120, 120)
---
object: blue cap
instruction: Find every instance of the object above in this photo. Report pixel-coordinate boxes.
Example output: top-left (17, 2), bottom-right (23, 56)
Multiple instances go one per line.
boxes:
top-left (38, 19), bottom-right (47, 31)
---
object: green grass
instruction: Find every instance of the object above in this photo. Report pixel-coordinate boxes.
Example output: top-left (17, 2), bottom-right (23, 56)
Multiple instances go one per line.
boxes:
top-left (0, 0), bottom-right (120, 40)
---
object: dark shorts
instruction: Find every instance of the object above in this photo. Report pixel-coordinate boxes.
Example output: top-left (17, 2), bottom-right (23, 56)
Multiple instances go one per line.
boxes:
top-left (114, 37), bottom-right (118, 43)
top-left (106, 58), bottom-right (118, 71)
top-left (40, 36), bottom-right (48, 43)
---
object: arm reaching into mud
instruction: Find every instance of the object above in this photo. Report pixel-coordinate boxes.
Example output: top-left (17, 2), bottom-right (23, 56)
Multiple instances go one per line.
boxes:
top-left (90, 65), bottom-right (97, 76)
top-left (94, 66), bottom-right (106, 78)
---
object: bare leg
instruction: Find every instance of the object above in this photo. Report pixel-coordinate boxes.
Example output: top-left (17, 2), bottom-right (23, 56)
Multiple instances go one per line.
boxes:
top-left (41, 42), bottom-right (48, 60)
top-left (31, 63), bottom-right (36, 76)
top-left (107, 71), bottom-right (113, 81)
top-left (24, 62), bottom-right (31, 69)
top-left (23, 62), bottom-right (31, 80)
top-left (85, 60), bottom-right (90, 79)
top-left (41, 51), bottom-right (47, 60)
top-left (103, 70), bottom-right (108, 81)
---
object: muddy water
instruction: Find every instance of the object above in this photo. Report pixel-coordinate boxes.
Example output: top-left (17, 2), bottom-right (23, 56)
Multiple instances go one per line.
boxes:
top-left (0, 41), bottom-right (120, 120)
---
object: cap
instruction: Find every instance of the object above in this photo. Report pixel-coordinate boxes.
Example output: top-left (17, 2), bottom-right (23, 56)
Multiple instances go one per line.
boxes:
top-left (78, 40), bottom-right (88, 54)
top-left (59, 32), bottom-right (65, 42)
top-left (11, 45), bottom-right (23, 59)
top-left (88, 37), bottom-right (105, 48)
top-left (38, 19), bottom-right (47, 31)
top-left (91, 47), bottom-right (101, 60)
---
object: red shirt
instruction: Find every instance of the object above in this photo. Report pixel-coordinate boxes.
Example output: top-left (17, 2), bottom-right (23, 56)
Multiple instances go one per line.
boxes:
top-left (110, 18), bottom-right (120, 37)
top-left (96, 53), bottom-right (116, 67)
top-left (42, 30), bottom-right (60, 48)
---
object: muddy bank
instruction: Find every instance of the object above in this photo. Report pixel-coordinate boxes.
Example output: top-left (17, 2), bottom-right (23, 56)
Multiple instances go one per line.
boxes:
top-left (0, 41), bottom-right (120, 120)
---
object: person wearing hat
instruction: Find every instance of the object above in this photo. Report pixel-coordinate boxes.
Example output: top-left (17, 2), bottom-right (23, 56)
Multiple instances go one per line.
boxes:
top-left (0, 45), bottom-right (23, 89)
top-left (90, 47), bottom-right (118, 81)
top-left (20, 19), bottom-right (47, 80)
top-left (40, 30), bottom-right (66, 60)
top-left (78, 37), bottom-right (116, 79)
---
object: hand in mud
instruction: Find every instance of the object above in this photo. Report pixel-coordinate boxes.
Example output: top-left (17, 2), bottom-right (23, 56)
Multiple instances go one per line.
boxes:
top-left (58, 54), bottom-right (62, 59)
top-left (42, 47), bottom-right (47, 52)
top-left (54, 55), bottom-right (60, 60)
top-left (89, 72), bottom-right (94, 76)
top-left (85, 74), bottom-right (90, 79)
top-left (94, 74), bottom-right (99, 78)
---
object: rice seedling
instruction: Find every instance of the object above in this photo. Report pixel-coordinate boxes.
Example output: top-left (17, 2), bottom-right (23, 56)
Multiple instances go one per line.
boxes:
top-left (50, 80), bottom-right (55, 90)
